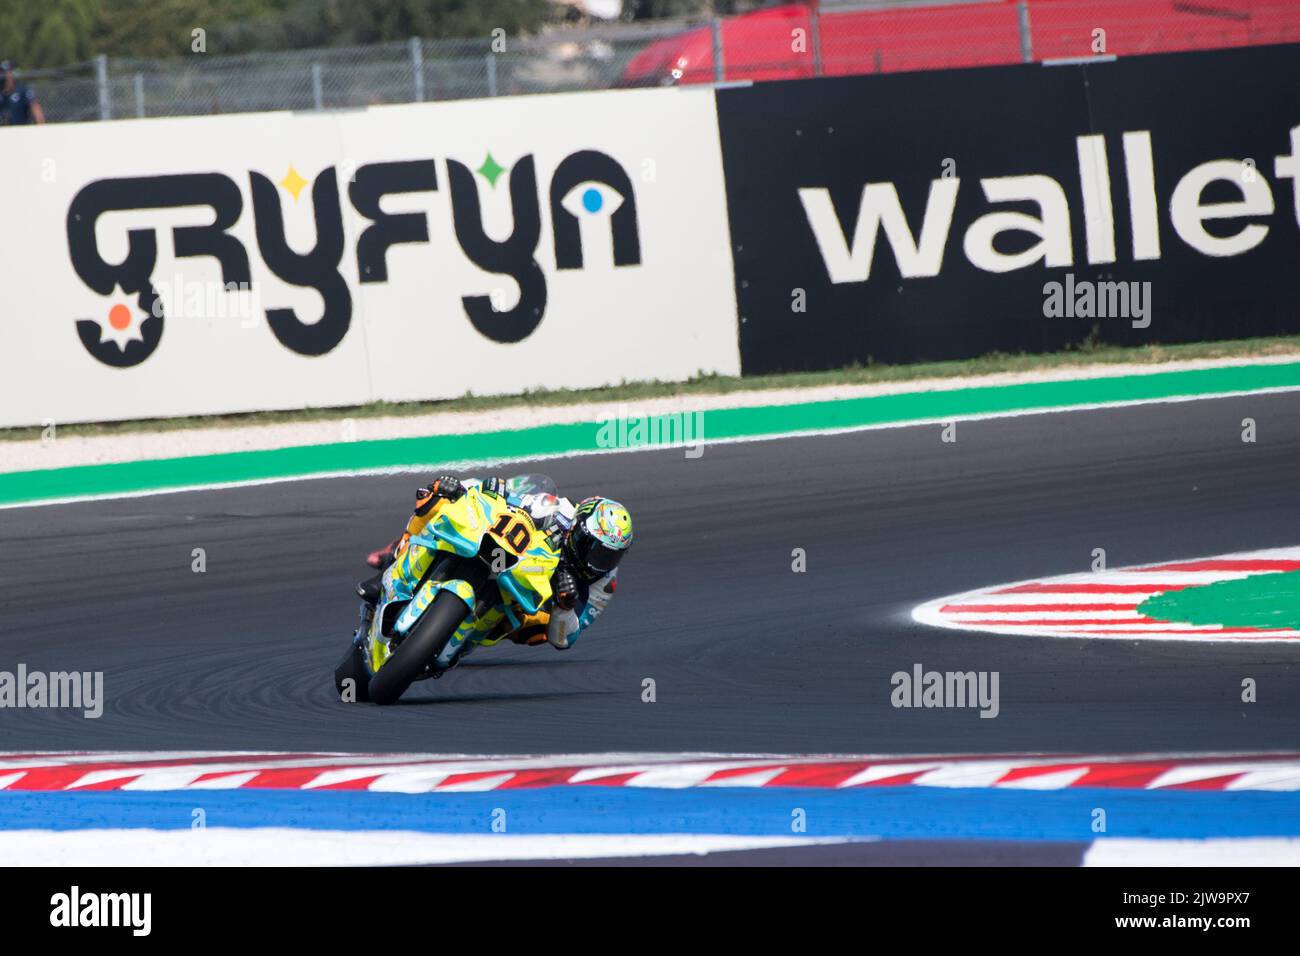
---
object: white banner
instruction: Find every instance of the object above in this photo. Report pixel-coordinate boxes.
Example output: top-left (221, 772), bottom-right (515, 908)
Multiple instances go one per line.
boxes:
top-left (0, 87), bottom-right (739, 427)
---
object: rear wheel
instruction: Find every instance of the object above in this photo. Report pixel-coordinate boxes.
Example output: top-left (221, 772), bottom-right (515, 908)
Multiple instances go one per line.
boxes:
top-left (368, 589), bottom-right (471, 705)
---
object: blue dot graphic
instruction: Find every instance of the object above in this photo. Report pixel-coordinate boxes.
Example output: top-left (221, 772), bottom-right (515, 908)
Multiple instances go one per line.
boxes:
top-left (582, 188), bottom-right (603, 213)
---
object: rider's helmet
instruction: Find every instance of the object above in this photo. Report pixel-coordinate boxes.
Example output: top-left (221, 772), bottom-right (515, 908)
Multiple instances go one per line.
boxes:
top-left (565, 497), bottom-right (633, 580)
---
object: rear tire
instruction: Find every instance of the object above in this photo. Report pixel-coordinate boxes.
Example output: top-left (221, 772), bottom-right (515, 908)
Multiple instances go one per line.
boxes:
top-left (368, 589), bottom-right (471, 705)
top-left (334, 644), bottom-right (371, 703)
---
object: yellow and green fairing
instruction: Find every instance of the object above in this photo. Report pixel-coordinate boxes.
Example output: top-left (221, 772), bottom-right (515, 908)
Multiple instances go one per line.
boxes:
top-left (367, 486), bottom-right (559, 673)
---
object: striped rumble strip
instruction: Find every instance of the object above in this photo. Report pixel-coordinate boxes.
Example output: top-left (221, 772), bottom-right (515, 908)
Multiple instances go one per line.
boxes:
top-left (1, 752), bottom-right (1298, 793)
top-left (912, 546), bottom-right (1300, 641)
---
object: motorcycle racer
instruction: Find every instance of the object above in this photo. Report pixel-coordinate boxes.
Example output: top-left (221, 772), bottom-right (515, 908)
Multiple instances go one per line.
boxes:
top-left (358, 475), bottom-right (631, 651)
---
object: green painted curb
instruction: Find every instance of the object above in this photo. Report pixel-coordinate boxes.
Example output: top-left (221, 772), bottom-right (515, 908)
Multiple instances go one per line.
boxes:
top-left (4, 360), bottom-right (1298, 507)
top-left (1139, 570), bottom-right (1300, 631)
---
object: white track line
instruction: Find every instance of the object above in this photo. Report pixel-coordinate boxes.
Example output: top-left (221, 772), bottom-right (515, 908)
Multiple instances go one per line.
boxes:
top-left (1084, 838), bottom-right (1300, 866)
top-left (0, 830), bottom-right (853, 867)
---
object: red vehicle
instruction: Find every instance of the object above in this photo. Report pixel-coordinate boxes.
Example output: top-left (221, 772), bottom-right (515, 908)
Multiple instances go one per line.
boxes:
top-left (621, 0), bottom-right (1300, 86)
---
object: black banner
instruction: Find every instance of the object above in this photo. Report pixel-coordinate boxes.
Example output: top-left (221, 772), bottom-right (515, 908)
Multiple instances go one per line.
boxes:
top-left (0, 864), bottom-right (1293, 939)
top-left (716, 44), bottom-right (1300, 374)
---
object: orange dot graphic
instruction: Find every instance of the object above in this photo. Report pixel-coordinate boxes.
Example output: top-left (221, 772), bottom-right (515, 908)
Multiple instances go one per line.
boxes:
top-left (108, 304), bottom-right (132, 330)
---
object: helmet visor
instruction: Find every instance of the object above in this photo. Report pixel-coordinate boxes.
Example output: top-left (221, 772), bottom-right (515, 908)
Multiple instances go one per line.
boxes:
top-left (578, 535), bottom-right (625, 576)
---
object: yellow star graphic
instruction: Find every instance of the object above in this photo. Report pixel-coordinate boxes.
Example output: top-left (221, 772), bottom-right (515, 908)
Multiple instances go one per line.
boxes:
top-left (279, 165), bottom-right (309, 201)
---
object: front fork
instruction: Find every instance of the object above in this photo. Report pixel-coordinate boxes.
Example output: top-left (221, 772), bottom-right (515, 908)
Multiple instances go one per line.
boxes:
top-left (354, 598), bottom-right (374, 641)
top-left (424, 582), bottom-right (479, 671)
top-left (354, 556), bottom-right (409, 651)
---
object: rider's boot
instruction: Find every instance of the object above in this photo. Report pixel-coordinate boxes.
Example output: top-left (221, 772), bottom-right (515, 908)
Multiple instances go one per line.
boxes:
top-left (357, 573), bottom-right (383, 606)
top-left (354, 589), bottom-right (376, 642)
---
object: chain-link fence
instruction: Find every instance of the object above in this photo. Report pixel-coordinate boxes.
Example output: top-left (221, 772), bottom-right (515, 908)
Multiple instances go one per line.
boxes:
top-left (22, 18), bottom-right (702, 124)
top-left (14, 0), bottom-right (1300, 125)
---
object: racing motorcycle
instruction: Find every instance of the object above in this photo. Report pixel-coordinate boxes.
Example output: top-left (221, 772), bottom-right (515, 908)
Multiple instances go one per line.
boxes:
top-left (334, 475), bottom-right (564, 705)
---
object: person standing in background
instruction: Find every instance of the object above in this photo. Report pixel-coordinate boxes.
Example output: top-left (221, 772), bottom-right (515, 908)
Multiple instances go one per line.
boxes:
top-left (0, 60), bottom-right (46, 125)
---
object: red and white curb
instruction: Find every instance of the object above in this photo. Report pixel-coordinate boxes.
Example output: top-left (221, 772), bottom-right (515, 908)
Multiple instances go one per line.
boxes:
top-left (2, 752), bottom-right (1299, 793)
top-left (913, 546), bottom-right (1300, 641)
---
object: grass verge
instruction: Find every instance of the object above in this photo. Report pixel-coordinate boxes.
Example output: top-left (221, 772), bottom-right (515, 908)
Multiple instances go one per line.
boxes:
top-left (5, 334), bottom-right (1300, 443)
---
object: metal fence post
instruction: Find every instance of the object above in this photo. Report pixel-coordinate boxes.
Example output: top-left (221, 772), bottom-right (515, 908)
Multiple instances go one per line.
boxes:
top-left (311, 62), bottom-right (324, 109)
top-left (409, 37), bottom-right (424, 102)
top-left (486, 53), bottom-right (498, 97)
top-left (95, 54), bottom-right (111, 120)
top-left (710, 18), bottom-right (725, 83)
top-left (133, 73), bottom-right (145, 118)
top-left (811, 1), bottom-right (824, 77)
top-left (1018, 1), bottom-right (1034, 63)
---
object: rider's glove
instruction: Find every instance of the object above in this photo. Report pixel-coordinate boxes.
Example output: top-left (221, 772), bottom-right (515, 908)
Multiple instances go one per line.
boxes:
top-left (414, 476), bottom-right (464, 516)
top-left (423, 476), bottom-right (464, 501)
top-left (552, 568), bottom-right (579, 611)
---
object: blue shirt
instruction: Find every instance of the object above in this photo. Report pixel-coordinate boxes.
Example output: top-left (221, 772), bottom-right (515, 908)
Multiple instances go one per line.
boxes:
top-left (0, 84), bottom-right (37, 125)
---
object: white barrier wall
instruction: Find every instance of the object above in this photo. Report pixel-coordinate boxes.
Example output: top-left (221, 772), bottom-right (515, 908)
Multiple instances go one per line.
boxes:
top-left (0, 87), bottom-right (739, 427)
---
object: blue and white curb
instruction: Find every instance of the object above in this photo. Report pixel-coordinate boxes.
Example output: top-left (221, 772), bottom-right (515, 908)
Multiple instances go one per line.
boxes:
top-left (3, 752), bottom-right (1298, 865)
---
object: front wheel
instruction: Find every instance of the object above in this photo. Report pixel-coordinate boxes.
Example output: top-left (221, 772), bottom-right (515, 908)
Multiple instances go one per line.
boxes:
top-left (368, 589), bottom-right (471, 705)
top-left (334, 644), bottom-right (371, 703)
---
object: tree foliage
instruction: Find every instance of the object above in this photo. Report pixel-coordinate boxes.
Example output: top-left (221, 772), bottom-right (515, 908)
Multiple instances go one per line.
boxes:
top-left (621, 1), bottom-right (745, 19)
top-left (0, 0), bottom-right (562, 67)
top-left (2, 0), bottom-right (771, 67)
top-left (0, 0), bottom-right (99, 67)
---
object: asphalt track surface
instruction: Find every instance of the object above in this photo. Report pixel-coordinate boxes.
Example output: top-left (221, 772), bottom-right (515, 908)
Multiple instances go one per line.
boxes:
top-left (3, 390), bottom-right (1300, 755)
top-left (448, 841), bottom-right (1089, 866)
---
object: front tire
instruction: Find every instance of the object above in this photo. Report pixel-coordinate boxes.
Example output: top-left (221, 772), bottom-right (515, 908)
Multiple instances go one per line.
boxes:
top-left (368, 589), bottom-right (471, 705)
top-left (334, 644), bottom-right (371, 703)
